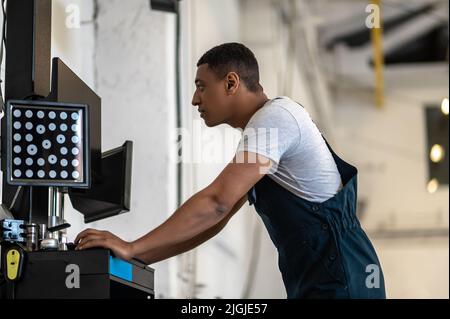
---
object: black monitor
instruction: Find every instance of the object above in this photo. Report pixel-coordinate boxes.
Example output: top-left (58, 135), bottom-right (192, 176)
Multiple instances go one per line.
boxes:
top-left (68, 141), bottom-right (133, 223)
top-left (49, 57), bottom-right (102, 174)
top-left (50, 57), bottom-right (134, 223)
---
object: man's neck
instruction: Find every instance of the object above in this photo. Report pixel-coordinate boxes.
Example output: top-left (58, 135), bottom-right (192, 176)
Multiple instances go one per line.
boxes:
top-left (228, 92), bottom-right (269, 129)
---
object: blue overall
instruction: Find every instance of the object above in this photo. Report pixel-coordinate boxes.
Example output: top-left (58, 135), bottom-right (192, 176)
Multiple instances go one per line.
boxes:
top-left (247, 138), bottom-right (386, 299)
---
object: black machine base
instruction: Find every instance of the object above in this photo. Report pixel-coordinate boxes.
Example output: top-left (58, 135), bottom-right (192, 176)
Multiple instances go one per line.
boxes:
top-left (1, 248), bottom-right (154, 299)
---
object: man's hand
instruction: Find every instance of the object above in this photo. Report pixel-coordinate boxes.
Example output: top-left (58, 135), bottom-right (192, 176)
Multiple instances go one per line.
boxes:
top-left (74, 151), bottom-right (272, 264)
top-left (75, 229), bottom-right (134, 261)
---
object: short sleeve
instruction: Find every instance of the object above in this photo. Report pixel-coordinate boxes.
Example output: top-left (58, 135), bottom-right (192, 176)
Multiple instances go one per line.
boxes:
top-left (236, 104), bottom-right (301, 171)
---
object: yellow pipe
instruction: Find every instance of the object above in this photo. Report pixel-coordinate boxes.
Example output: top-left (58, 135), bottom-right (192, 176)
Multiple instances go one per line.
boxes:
top-left (370, 0), bottom-right (384, 108)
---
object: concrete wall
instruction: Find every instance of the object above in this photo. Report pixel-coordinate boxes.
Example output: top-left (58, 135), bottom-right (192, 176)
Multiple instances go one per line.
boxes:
top-left (50, 0), bottom-right (177, 297)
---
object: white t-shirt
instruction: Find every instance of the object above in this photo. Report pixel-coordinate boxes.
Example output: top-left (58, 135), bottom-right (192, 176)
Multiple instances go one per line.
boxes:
top-left (236, 96), bottom-right (342, 203)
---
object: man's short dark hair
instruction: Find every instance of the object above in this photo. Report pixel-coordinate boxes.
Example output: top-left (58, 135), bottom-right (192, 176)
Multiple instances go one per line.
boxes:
top-left (197, 43), bottom-right (262, 92)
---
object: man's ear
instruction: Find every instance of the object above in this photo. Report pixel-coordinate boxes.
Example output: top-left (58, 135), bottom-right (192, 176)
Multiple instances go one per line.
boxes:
top-left (225, 72), bottom-right (240, 94)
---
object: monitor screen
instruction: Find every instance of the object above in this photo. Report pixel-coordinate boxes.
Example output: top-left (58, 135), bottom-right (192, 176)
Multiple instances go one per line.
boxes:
top-left (68, 141), bottom-right (132, 223)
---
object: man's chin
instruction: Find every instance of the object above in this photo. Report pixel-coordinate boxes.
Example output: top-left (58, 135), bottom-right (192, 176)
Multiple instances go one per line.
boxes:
top-left (203, 118), bottom-right (220, 127)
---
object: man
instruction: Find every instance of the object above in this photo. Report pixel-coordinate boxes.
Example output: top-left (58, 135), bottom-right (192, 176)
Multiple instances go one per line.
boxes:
top-left (75, 43), bottom-right (386, 299)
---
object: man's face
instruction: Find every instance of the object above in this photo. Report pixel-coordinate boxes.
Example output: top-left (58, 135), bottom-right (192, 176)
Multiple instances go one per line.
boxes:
top-left (192, 64), bottom-right (234, 127)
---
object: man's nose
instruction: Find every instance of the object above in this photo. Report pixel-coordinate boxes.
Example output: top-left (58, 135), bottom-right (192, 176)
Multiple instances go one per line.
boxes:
top-left (192, 92), bottom-right (200, 106)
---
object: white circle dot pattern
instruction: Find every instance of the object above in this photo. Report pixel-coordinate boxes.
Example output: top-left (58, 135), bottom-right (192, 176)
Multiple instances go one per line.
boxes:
top-left (27, 145), bottom-right (37, 155)
top-left (57, 135), bottom-right (66, 144)
top-left (42, 140), bottom-right (51, 149)
top-left (48, 155), bottom-right (57, 164)
top-left (36, 125), bottom-right (45, 134)
top-left (10, 106), bottom-right (85, 184)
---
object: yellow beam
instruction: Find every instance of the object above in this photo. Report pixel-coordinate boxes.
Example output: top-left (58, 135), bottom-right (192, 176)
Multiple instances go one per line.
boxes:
top-left (370, 0), bottom-right (384, 109)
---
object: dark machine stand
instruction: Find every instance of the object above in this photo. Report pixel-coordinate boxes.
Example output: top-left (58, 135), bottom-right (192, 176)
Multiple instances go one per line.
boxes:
top-left (15, 249), bottom-right (154, 299)
top-left (0, 0), bottom-right (154, 299)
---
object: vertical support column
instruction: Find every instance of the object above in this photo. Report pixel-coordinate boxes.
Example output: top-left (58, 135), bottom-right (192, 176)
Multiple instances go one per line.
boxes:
top-left (33, 0), bottom-right (52, 97)
top-left (4, 0), bottom-right (51, 100)
top-left (1, 0), bottom-right (52, 222)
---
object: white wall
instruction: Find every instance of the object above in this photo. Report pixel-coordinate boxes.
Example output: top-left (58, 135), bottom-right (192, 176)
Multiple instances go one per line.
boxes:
top-left (179, 0), bottom-right (264, 299)
top-left (51, 0), bottom-right (177, 298)
top-left (374, 237), bottom-right (448, 298)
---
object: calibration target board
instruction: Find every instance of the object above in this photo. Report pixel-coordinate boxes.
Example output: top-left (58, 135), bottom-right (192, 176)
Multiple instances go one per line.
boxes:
top-left (5, 100), bottom-right (90, 188)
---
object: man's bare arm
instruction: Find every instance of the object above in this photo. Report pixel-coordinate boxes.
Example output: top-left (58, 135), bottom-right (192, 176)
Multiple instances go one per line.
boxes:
top-left (135, 196), bottom-right (247, 264)
top-left (75, 152), bottom-right (270, 262)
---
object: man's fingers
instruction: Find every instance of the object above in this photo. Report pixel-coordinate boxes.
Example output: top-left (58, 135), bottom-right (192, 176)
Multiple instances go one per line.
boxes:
top-left (75, 229), bottom-right (105, 244)
top-left (77, 234), bottom-right (103, 245)
top-left (76, 237), bottom-right (108, 250)
top-left (75, 228), bottom-right (95, 243)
